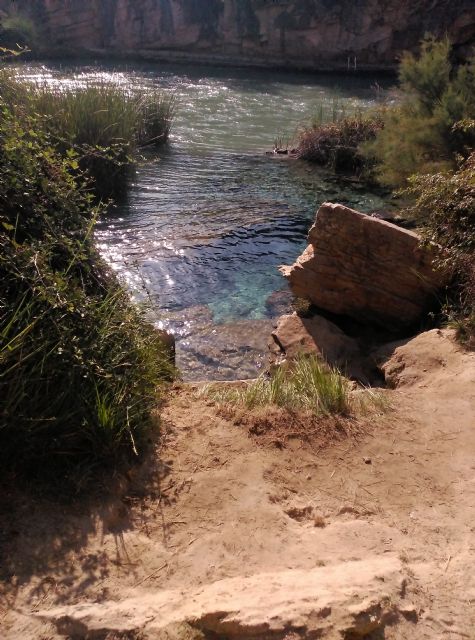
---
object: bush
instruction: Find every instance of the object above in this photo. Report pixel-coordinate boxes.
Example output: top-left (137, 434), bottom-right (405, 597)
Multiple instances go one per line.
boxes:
top-left (0, 103), bottom-right (174, 482)
top-left (297, 113), bottom-right (384, 173)
top-left (0, 73), bottom-right (176, 198)
top-left (365, 37), bottom-right (475, 187)
top-left (403, 150), bottom-right (475, 345)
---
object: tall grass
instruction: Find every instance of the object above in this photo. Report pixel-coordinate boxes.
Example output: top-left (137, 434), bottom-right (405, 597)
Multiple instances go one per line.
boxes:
top-left (310, 98), bottom-right (365, 127)
top-left (205, 354), bottom-right (351, 416)
top-left (0, 99), bottom-right (175, 484)
top-left (0, 72), bottom-right (176, 197)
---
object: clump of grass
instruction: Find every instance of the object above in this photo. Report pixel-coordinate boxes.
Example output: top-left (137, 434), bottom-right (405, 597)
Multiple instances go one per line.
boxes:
top-left (310, 98), bottom-right (364, 128)
top-left (204, 354), bottom-right (351, 416)
top-left (0, 72), bottom-right (176, 198)
top-left (0, 100), bottom-right (175, 483)
top-left (297, 113), bottom-right (384, 173)
top-left (135, 91), bottom-right (176, 147)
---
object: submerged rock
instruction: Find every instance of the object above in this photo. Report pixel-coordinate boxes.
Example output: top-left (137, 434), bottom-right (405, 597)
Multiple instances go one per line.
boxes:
top-left (265, 288), bottom-right (294, 318)
top-left (178, 318), bottom-right (275, 382)
top-left (281, 203), bottom-right (449, 331)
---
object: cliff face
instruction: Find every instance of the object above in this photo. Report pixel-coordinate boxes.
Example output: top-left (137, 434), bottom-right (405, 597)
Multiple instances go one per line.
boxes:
top-left (1, 0), bottom-right (474, 69)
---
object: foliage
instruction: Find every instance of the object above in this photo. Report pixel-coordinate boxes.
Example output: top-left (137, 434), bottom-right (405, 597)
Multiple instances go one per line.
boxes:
top-left (365, 37), bottom-right (475, 187)
top-left (206, 354), bottom-right (351, 416)
top-left (297, 113), bottom-right (384, 173)
top-left (403, 150), bottom-right (475, 345)
top-left (0, 104), bottom-right (174, 482)
top-left (0, 72), bottom-right (176, 198)
top-left (0, 13), bottom-right (38, 50)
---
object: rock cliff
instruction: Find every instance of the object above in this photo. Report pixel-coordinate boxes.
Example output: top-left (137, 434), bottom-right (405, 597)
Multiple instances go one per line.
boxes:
top-left (1, 0), bottom-right (474, 70)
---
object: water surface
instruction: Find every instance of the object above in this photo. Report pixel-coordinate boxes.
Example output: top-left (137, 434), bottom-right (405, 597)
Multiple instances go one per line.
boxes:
top-left (17, 61), bottom-right (392, 380)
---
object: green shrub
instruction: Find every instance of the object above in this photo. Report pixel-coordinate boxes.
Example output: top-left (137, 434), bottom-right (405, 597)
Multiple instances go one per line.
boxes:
top-left (365, 37), bottom-right (475, 187)
top-left (403, 150), bottom-right (475, 345)
top-left (0, 14), bottom-right (38, 50)
top-left (0, 103), bottom-right (174, 482)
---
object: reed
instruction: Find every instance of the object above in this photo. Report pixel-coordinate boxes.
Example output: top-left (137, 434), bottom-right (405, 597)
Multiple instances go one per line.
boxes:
top-left (0, 101), bottom-right (175, 484)
top-left (297, 112), bottom-right (384, 173)
top-left (0, 72), bottom-right (176, 197)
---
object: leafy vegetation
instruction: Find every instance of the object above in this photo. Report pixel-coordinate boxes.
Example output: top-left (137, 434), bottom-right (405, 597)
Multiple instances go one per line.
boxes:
top-left (296, 38), bottom-right (474, 343)
top-left (0, 97), bottom-right (174, 483)
top-left (205, 355), bottom-right (351, 416)
top-left (364, 37), bottom-right (475, 187)
top-left (402, 150), bottom-right (475, 346)
top-left (0, 13), bottom-right (38, 50)
top-left (0, 72), bottom-right (176, 197)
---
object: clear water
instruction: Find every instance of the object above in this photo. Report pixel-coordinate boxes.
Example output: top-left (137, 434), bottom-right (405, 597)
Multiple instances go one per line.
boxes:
top-left (16, 61), bottom-right (393, 380)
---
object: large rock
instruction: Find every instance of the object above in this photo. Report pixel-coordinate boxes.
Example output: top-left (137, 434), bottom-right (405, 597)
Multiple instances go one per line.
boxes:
top-left (281, 203), bottom-right (449, 331)
top-left (2, 0), bottom-right (474, 70)
top-left (271, 312), bottom-right (355, 362)
top-left (270, 313), bottom-right (375, 383)
top-left (38, 557), bottom-right (411, 639)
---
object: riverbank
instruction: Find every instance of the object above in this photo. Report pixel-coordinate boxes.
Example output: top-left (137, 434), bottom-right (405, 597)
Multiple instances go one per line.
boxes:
top-left (16, 46), bottom-right (400, 75)
top-left (2, 327), bottom-right (474, 639)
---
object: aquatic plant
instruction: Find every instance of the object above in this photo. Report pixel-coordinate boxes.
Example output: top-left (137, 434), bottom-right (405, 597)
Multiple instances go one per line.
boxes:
top-left (297, 113), bottom-right (384, 173)
top-left (0, 73), bottom-right (176, 198)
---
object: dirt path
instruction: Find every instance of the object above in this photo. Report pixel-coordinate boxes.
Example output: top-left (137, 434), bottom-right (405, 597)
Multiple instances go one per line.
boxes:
top-left (1, 329), bottom-right (474, 639)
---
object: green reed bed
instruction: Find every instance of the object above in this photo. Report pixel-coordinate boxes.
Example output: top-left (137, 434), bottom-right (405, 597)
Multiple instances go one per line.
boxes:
top-left (204, 354), bottom-right (351, 417)
top-left (0, 72), bottom-right (176, 197)
top-left (0, 101), bottom-right (175, 485)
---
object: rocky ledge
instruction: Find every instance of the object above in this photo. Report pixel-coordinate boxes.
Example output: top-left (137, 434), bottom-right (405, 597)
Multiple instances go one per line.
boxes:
top-left (280, 203), bottom-right (449, 332)
top-left (1, 0), bottom-right (474, 70)
top-left (273, 203), bottom-right (451, 382)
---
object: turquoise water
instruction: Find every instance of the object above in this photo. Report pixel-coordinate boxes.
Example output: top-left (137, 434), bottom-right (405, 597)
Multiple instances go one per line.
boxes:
top-left (17, 61), bottom-right (392, 380)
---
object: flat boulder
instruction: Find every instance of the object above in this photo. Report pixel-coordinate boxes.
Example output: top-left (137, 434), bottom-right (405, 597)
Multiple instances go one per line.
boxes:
top-left (271, 313), bottom-right (357, 362)
top-left (280, 203), bottom-right (449, 331)
top-left (38, 557), bottom-right (410, 640)
top-left (271, 313), bottom-right (373, 382)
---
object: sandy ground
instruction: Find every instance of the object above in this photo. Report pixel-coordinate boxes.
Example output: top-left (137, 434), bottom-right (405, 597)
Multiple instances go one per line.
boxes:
top-left (0, 329), bottom-right (474, 639)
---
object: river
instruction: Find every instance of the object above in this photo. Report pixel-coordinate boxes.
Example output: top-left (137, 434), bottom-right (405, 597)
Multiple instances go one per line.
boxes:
top-left (16, 60), bottom-right (393, 380)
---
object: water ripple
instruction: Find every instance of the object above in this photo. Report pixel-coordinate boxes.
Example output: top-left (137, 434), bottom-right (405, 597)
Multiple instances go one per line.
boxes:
top-left (14, 60), bottom-right (393, 379)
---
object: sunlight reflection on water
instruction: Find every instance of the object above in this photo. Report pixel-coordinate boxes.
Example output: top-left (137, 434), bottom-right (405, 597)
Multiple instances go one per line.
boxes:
top-left (15, 60), bottom-right (392, 380)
